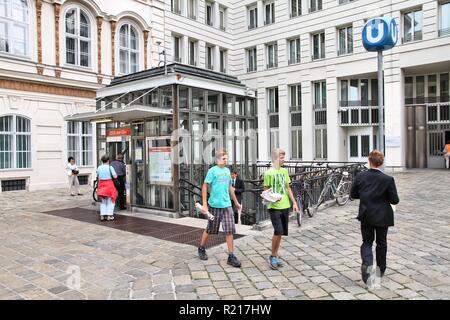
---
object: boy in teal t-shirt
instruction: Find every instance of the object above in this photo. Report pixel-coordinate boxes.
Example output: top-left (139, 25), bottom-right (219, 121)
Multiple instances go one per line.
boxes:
top-left (197, 149), bottom-right (242, 268)
top-left (263, 149), bottom-right (298, 270)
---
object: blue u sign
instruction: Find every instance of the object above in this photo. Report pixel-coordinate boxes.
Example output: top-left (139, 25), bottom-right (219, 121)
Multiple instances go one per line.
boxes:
top-left (362, 17), bottom-right (398, 52)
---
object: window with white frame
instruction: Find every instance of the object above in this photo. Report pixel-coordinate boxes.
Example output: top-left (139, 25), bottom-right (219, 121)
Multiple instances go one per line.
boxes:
top-left (219, 6), bottom-right (226, 31)
top-left (310, 0), bottom-right (322, 13)
top-left (187, 0), bottom-right (197, 19)
top-left (246, 47), bottom-right (257, 72)
top-left (312, 31), bottom-right (325, 60)
top-left (338, 25), bottom-right (353, 55)
top-left (188, 39), bottom-right (197, 66)
top-left (290, 0), bottom-right (301, 18)
top-left (314, 81), bottom-right (327, 109)
top-left (206, 44), bottom-right (213, 70)
top-left (290, 84), bottom-right (302, 159)
top-left (248, 4), bottom-right (258, 29)
top-left (0, 0), bottom-right (28, 56)
top-left (206, 1), bottom-right (213, 26)
top-left (266, 42), bottom-right (278, 69)
top-left (118, 24), bottom-right (139, 75)
top-left (171, 0), bottom-right (181, 14)
top-left (67, 121), bottom-right (93, 166)
top-left (440, 1), bottom-right (450, 37)
top-left (288, 37), bottom-right (300, 64)
top-left (65, 7), bottom-right (91, 67)
top-left (339, 0), bottom-right (355, 4)
top-left (403, 8), bottom-right (423, 42)
top-left (173, 35), bottom-right (181, 62)
top-left (264, 1), bottom-right (275, 25)
top-left (0, 115), bottom-right (31, 169)
top-left (220, 48), bottom-right (227, 73)
top-left (291, 130), bottom-right (302, 159)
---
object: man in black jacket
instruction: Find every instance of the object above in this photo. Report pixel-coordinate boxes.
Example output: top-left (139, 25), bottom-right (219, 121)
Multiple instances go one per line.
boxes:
top-left (350, 150), bottom-right (400, 284)
top-left (231, 170), bottom-right (245, 224)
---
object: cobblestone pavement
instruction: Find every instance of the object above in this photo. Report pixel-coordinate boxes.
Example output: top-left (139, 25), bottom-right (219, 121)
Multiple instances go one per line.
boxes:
top-left (0, 170), bottom-right (449, 300)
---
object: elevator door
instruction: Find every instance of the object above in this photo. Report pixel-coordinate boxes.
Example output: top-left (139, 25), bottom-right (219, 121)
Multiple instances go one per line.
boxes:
top-left (406, 106), bottom-right (427, 168)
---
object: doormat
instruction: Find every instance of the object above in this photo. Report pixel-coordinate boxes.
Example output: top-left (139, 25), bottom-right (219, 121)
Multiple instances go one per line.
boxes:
top-left (43, 207), bottom-right (245, 248)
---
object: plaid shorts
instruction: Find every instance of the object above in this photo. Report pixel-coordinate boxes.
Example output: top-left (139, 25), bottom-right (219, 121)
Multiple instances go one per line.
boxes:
top-left (205, 206), bottom-right (236, 235)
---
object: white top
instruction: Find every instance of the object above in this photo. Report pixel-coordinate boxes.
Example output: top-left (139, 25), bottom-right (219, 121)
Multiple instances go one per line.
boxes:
top-left (67, 163), bottom-right (78, 176)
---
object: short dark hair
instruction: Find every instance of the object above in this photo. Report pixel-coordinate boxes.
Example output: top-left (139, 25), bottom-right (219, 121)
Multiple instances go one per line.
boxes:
top-left (368, 150), bottom-right (384, 167)
top-left (68, 156), bottom-right (74, 162)
top-left (231, 169), bottom-right (238, 174)
top-left (101, 155), bottom-right (110, 163)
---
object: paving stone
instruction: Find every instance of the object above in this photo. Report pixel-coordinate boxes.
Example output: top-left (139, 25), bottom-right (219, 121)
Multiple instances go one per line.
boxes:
top-left (331, 292), bottom-right (356, 300)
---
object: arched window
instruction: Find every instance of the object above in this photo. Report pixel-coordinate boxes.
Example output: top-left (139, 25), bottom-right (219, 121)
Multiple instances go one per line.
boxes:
top-left (118, 23), bottom-right (139, 75)
top-left (0, 0), bottom-right (29, 56)
top-left (0, 115), bottom-right (31, 169)
top-left (65, 7), bottom-right (91, 67)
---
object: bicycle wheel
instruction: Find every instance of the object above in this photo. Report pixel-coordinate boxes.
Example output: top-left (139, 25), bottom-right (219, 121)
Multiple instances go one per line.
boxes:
top-left (335, 182), bottom-right (350, 206)
top-left (92, 180), bottom-right (99, 202)
top-left (305, 193), bottom-right (314, 217)
top-left (296, 196), bottom-right (302, 226)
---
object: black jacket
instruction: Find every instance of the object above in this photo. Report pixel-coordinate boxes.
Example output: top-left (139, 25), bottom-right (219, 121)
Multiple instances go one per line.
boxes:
top-left (350, 169), bottom-right (399, 227)
top-left (232, 177), bottom-right (245, 203)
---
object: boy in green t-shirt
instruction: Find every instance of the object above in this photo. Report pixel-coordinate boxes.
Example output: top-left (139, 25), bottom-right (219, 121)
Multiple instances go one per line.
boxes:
top-left (263, 149), bottom-right (298, 270)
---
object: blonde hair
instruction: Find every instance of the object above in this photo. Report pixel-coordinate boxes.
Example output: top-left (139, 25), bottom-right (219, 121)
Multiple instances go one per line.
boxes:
top-left (215, 149), bottom-right (228, 163)
top-left (271, 148), bottom-right (286, 162)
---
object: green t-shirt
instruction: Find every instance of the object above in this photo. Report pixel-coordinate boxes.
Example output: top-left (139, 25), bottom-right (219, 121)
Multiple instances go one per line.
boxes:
top-left (263, 167), bottom-right (291, 210)
top-left (205, 166), bottom-right (232, 208)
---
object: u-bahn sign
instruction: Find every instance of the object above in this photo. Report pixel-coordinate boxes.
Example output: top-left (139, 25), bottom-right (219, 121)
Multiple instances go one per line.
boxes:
top-left (362, 17), bottom-right (398, 52)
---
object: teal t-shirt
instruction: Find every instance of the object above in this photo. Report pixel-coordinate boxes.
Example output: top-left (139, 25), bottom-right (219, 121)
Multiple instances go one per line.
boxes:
top-left (263, 167), bottom-right (291, 210)
top-left (205, 166), bottom-right (232, 209)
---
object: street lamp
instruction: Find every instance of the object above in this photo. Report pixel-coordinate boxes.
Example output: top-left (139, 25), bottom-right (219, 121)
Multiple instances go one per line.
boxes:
top-left (156, 41), bottom-right (167, 75)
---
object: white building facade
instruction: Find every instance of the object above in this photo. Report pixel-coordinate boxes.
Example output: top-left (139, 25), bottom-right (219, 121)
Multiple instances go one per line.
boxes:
top-left (1, 0), bottom-right (449, 191)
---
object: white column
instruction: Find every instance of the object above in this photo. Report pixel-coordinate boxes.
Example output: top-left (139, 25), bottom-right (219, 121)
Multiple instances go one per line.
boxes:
top-left (257, 0), bottom-right (264, 27)
top-left (384, 64), bottom-right (405, 170)
top-left (213, 2), bottom-right (220, 28)
top-left (182, 35), bottom-right (189, 64)
top-left (181, 0), bottom-right (187, 16)
top-left (257, 87), bottom-right (269, 161)
top-left (213, 46), bottom-right (220, 72)
top-left (279, 83), bottom-right (290, 158)
top-left (302, 78), bottom-right (314, 161)
top-left (326, 69), bottom-right (342, 161)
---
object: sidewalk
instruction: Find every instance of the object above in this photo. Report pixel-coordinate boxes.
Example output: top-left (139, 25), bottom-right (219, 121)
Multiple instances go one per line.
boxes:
top-left (0, 170), bottom-right (449, 300)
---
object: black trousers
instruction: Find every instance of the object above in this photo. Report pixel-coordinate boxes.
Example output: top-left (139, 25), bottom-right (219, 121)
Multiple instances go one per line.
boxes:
top-left (116, 175), bottom-right (126, 209)
top-left (360, 224), bottom-right (389, 272)
top-left (232, 205), bottom-right (239, 224)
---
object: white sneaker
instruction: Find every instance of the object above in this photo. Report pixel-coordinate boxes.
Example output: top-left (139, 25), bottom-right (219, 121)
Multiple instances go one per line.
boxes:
top-left (260, 188), bottom-right (283, 204)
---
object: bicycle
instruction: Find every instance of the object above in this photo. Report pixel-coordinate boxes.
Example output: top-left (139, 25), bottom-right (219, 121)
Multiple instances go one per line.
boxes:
top-left (293, 180), bottom-right (314, 227)
top-left (316, 170), bottom-right (351, 210)
top-left (92, 179), bottom-right (99, 203)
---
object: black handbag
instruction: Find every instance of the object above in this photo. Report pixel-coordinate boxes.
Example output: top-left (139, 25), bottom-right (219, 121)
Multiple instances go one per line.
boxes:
top-left (109, 166), bottom-right (121, 189)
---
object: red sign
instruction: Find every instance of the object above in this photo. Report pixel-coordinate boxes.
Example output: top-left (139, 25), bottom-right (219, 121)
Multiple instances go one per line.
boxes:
top-left (148, 147), bottom-right (171, 153)
top-left (106, 128), bottom-right (131, 137)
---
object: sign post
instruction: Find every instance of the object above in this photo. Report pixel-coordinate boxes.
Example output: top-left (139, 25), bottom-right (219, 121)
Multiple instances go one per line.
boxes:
top-left (362, 17), bottom-right (398, 153)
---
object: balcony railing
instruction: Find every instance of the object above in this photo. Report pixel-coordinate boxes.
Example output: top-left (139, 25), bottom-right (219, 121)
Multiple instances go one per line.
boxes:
top-left (426, 103), bottom-right (450, 123)
top-left (314, 106), bottom-right (327, 125)
top-left (247, 66), bottom-right (257, 73)
top-left (339, 105), bottom-right (383, 126)
top-left (405, 96), bottom-right (450, 105)
top-left (288, 58), bottom-right (300, 65)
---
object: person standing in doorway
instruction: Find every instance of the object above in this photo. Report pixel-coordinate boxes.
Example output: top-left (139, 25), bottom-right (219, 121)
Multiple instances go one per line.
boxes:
top-left (111, 153), bottom-right (127, 210)
top-left (350, 150), bottom-right (400, 285)
top-left (231, 170), bottom-right (245, 224)
top-left (443, 140), bottom-right (450, 169)
top-left (96, 155), bottom-right (118, 221)
top-left (197, 149), bottom-right (242, 268)
top-left (67, 157), bottom-right (82, 196)
top-left (263, 149), bottom-right (299, 270)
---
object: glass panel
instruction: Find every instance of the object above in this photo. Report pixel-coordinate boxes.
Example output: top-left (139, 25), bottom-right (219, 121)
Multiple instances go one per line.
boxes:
top-left (313, 34), bottom-right (319, 59)
top-left (350, 79), bottom-right (358, 101)
top-left (119, 25), bottom-right (128, 47)
top-left (347, 26), bottom-right (353, 53)
top-left (161, 86), bottom-right (172, 109)
top-left (192, 116), bottom-right (204, 164)
top-left (350, 136), bottom-right (358, 157)
top-left (361, 79), bottom-right (369, 105)
top-left (320, 33), bottom-right (325, 58)
top-left (442, 3), bottom-right (450, 31)
top-left (79, 11), bottom-right (89, 38)
top-left (223, 94), bottom-right (234, 114)
top-left (440, 73), bottom-right (449, 101)
top-left (65, 9), bottom-right (76, 34)
top-left (414, 10), bottom-right (423, 40)
top-left (339, 28), bottom-right (346, 54)
top-left (130, 27), bottom-right (137, 50)
top-left (66, 37), bottom-right (76, 64)
top-left (0, 22), bottom-right (7, 53)
top-left (80, 40), bottom-right (90, 67)
top-left (179, 86), bottom-right (189, 109)
top-left (235, 98), bottom-right (245, 115)
top-left (12, 24), bottom-right (26, 55)
top-left (321, 82), bottom-right (327, 107)
top-left (130, 52), bottom-right (138, 73)
top-left (208, 91), bottom-right (219, 113)
top-left (361, 135), bottom-right (370, 157)
top-left (160, 117), bottom-right (173, 135)
top-left (82, 122), bottom-right (91, 135)
top-left (416, 76), bottom-right (425, 100)
top-left (371, 79), bottom-right (379, 105)
top-left (120, 50), bottom-right (128, 74)
top-left (315, 129), bottom-right (322, 158)
top-left (0, 134), bottom-right (13, 169)
top-left (191, 88), bottom-right (204, 111)
top-left (404, 11), bottom-right (413, 42)
top-left (428, 75), bottom-right (437, 100)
